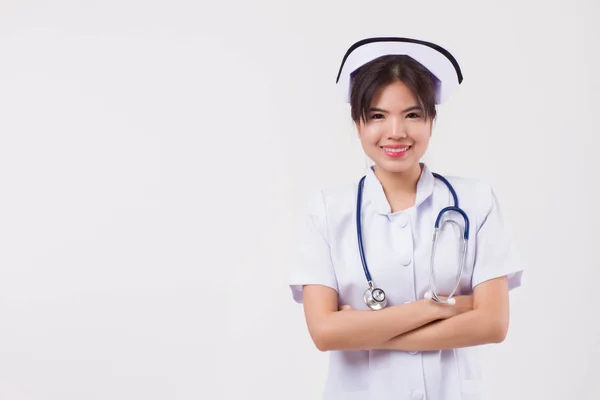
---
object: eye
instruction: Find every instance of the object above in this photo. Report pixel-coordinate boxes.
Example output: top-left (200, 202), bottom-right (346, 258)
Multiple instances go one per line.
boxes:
top-left (406, 112), bottom-right (422, 119)
top-left (370, 113), bottom-right (385, 120)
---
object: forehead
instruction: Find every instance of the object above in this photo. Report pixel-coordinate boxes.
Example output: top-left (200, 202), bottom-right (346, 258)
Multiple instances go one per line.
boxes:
top-left (370, 80), bottom-right (417, 107)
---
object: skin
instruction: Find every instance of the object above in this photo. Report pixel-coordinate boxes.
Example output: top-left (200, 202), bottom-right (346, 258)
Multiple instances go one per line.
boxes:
top-left (302, 79), bottom-right (510, 352)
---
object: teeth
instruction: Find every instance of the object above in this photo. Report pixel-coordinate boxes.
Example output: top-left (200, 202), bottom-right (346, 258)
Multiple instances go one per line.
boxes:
top-left (384, 147), bottom-right (409, 152)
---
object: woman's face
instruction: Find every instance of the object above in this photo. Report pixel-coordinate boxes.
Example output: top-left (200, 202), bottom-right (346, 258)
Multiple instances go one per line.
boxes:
top-left (355, 80), bottom-right (433, 175)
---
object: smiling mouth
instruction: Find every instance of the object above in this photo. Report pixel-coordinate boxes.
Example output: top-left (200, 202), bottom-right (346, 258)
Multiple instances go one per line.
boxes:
top-left (381, 146), bottom-right (411, 157)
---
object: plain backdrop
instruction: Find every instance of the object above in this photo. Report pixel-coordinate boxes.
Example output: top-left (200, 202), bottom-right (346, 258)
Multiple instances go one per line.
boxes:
top-left (0, 1), bottom-right (598, 399)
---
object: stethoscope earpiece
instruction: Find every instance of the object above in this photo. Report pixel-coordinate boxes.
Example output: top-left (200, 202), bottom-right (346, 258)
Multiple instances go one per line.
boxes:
top-left (424, 291), bottom-right (457, 305)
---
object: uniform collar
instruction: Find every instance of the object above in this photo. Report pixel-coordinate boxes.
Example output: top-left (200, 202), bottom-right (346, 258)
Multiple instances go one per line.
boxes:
top-left (363, 163), bottom-right (436, 215)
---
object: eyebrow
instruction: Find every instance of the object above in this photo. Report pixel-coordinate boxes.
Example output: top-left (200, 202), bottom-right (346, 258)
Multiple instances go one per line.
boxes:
top-left (369, 105), bottom-right (423, 113)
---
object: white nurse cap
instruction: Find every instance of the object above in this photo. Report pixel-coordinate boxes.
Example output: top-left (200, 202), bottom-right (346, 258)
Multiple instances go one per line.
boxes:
top-left (335, 37), bottom-right (463, 104)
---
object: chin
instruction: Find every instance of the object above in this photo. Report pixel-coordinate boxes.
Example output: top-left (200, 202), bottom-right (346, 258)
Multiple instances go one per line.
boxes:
top-left (374, 158), bottom-right (419, 174)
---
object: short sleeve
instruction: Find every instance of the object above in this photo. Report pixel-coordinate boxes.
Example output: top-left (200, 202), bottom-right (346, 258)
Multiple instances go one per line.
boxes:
top-left (288, 190), bottom-right (339, 304)
top-left (472, 187), bottom-right (524, 290)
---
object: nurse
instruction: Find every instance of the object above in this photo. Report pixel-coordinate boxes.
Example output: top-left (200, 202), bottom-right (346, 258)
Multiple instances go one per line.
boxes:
top-left (288, 37), bottom-right (524, 400)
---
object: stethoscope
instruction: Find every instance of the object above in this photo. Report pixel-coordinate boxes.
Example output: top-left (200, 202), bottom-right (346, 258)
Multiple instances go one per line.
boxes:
top-left (357, 173), bottom-right (470, 310)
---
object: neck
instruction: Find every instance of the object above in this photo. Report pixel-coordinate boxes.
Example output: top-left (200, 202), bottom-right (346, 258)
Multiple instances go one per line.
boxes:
top-left (373, 163), bottom-right (423, 211)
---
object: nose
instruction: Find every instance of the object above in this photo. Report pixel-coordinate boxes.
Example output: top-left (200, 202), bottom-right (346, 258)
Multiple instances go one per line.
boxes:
top-left (389, 117), bottom-right (407, 139)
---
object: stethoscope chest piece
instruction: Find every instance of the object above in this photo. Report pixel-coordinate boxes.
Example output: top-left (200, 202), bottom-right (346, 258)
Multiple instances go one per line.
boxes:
top-left (364, 283), bottom-right (387, 310)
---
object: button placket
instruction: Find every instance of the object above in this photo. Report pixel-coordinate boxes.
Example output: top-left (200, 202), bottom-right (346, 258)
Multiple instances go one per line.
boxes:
top-left (397, 213), bottom-right (412, 267)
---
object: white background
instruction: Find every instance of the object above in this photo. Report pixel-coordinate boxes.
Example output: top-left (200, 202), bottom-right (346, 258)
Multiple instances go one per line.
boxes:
top-left (0, 1), bottom-right (598, 399)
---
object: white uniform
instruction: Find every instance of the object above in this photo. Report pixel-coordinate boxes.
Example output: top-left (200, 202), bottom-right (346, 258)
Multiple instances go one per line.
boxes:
top-left (288, 164), bottom-right (524, 400)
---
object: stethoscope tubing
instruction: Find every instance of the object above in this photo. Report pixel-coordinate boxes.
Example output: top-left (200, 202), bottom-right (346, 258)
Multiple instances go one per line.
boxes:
top-left (356, 172), bottom-right (471, 309)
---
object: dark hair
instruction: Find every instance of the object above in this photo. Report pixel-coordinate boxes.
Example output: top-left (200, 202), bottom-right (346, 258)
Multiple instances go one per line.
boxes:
top-left (350, 55), bottom-right (438, 123)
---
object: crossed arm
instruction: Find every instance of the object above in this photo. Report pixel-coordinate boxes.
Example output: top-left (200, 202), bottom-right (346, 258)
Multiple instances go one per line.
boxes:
top-left (301, 276), bottom-right (509, 352)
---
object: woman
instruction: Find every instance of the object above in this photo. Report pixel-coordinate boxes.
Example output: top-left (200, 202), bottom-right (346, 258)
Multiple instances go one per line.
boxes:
top-left (288, 37), bottom-right (524, 400)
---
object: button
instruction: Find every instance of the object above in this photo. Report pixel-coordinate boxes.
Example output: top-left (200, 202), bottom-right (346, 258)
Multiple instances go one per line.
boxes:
top-left (397, 213), bottom-right (409, 228)
top-left (412, 390), bottom-right (424, 400)
top-left (400, 254), bottom-right (411, 266)
top-left (408, 350), bottom-right (418, 355)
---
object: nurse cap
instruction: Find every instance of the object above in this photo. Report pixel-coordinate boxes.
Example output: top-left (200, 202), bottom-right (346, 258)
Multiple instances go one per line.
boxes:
top-left (335, 37), bottom-right (463, 104)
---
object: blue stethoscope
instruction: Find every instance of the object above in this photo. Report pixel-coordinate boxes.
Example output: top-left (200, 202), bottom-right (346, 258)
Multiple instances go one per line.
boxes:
top-left (357, 173), bottom-right (470, 310)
